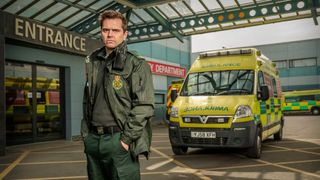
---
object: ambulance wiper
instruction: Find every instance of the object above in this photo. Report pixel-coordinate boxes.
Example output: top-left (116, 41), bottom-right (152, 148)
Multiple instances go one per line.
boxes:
top-left (191, 92), bottom-right (216, 96)
top-left (216, 89), bottom-right (251, 95)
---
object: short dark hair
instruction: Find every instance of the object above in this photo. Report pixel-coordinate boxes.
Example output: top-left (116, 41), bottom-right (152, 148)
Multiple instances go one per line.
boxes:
top-left (99, 10), bottom-right (127, 32)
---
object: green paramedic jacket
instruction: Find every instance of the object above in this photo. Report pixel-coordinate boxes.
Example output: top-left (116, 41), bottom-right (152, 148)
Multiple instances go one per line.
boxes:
top-left (81, 43), bottom-right (155, 158)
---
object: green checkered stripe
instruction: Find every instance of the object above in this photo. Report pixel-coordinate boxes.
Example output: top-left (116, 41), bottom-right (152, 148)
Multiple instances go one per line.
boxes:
top-left (256, 98), bottom-right (282, 124)
top-left (283, 101), bottom-right (319, 111)
top-left (259, 98), bottom-right (281, 114)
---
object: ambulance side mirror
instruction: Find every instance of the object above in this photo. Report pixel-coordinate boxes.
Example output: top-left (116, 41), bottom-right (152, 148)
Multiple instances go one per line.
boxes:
top-left (171, 89), bottom-right (178, 102)
top-left (258, 85), bottom-right (269, 101)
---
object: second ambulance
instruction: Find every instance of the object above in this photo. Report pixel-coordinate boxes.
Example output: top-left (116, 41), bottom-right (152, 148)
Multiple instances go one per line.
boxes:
top-left (169, 48), bottom-right (284, 158)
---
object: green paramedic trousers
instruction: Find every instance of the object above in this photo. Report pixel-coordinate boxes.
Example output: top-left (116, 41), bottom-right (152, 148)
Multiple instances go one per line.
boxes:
top-left (84, 132), bottom-right (140, 180)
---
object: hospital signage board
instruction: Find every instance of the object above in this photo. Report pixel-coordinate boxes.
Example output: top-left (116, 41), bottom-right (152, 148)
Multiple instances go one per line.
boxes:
top-left (2, 11), bottom-right (101, 55)
top-left (147, 61), bottom-right (186, 78)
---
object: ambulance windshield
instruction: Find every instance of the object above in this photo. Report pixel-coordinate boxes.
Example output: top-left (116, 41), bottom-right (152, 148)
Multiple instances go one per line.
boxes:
top-left (180, 70), bottom-right (254, 96)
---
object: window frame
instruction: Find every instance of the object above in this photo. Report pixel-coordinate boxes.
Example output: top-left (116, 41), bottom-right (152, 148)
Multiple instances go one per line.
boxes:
top-left (271, 78), bottom-right (278, 98)
top-left (154, 93), bottom-right (165, 104)
top-left (289, 57), bottom-right (317, 68)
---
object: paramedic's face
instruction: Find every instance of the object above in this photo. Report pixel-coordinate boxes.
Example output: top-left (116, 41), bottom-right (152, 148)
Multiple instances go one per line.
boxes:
top-left (101, 18), bottom-right (128, 53)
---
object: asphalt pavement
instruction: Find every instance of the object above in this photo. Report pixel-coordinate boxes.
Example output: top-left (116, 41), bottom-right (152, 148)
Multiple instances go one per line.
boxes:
top-left (0, 115), bottom-right (319, 180)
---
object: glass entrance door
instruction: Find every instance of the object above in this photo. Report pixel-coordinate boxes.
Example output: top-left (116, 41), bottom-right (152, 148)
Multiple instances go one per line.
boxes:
top-left (5, 62), bottom-right (64, 145)
top-left (36, 66), bottom-right (63, 140)
top-left (5, 62), bottom-right (33, 145)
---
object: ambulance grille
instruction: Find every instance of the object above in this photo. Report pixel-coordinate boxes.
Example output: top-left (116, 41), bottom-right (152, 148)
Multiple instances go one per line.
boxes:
top-left (182, 116), bottom-right (230, 124)
top-left (182, 137), bottom-right (228, 145)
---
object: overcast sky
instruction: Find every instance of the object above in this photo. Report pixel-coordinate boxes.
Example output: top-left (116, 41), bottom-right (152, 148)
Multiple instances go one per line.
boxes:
top-left (191, 17), bottom-right (320, 53)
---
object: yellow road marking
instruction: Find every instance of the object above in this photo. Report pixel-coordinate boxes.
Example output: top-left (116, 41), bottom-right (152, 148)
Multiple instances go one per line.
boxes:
top-left (204, 158), bottom-right (320, 171)
top-left (152, 140), bottom-right (170, 143)
top-left (255, 158), bottom-right (320, 179)
top-left (295, 138), bottom-right (320, 141)
top-left (263, 149), bottom-right (290, 153)
top-left (31, 151), bottom-right (83, 154)
top-left (277, 159), bottom-right (320, 165)
top-left (19, 160), bottom-right (86, 165)
top-left (234, 154), bottom-right (320, 179)
top-left (1, 157), bottom-right (165, 167)
top-left (2, 136), bottom-right (319, 179)
top-left (0, 151), bottom-right (30, 179)
top-left (265, 139), bottom-right (320, 145)
top-left (14, 170), bottom-right (206, 180)
top-left (264, 146), bottom-right (320, 153)
top-left (300, 147), bottom-right (320, 150)
top-left (151, 147), bottom-right (211, 180)
top-left (140, 156), bottom-right (165, 160)
top-left (150, 146), bottom-right (171, 149)
top-left (204, 163), bottom-right (268, 171)
top-left (142, 171), bottom-right (174, 175)
top-left (294, 139), bottom-right (320, 145)
top-left (16, 176), bottom-right (87, 180)
top-left (29, 144), bottom-right (81, 152)
top-left (265, 140), bottom-right (302, 144)
top-left (11, 159), bottom-right (320, 180)
top-left (146, 159), bottom-right (173, 170)
top-left (0, 163), bottom-right (10, 166)
top-left (152, 133), bottom-right (169, 136)
top-left (264, 144), bottom-right (320, 156)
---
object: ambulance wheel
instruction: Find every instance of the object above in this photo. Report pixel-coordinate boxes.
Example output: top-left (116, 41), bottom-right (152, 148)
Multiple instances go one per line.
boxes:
top-left (247, 127), bottom-right (261, 159)
top-left (172, 146), bottom-right (188, 155)
top-left (311, 107), bottom-right (320, 115)
top-left (274, 124), bottom-right (283, 141)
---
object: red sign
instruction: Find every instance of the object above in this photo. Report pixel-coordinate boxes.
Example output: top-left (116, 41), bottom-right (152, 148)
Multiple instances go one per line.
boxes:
top-left (147, 61), bottom-right (186, 78)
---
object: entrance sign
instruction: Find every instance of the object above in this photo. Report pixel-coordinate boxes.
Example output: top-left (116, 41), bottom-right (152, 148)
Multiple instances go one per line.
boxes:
top-left (15, 18), bottom-right (86, 52)
top-left (2, 11), bottom-right (101, 55)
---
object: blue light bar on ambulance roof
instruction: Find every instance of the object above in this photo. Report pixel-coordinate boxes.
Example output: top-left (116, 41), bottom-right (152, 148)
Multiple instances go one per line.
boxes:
top-left (199, 49), bottom-right (253, 58)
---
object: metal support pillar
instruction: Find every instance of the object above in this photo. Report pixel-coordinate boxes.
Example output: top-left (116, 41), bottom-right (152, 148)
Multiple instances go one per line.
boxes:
top-left (0, 11), bottom-right (6, 156)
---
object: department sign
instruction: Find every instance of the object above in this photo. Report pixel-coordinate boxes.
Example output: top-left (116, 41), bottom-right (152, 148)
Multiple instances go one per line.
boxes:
top-left (147, 61), bottom-right (186, 78)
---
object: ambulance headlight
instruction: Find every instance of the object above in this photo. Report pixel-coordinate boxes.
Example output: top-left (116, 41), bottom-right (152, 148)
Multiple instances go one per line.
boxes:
top-left (170, 106), bottom-right (179, 118)
top-left (234, 105), bottom-right (252, 119)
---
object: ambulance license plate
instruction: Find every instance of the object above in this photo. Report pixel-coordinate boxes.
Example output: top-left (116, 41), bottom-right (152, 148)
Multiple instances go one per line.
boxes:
top-left (191, 132), bottom-right (216, 138)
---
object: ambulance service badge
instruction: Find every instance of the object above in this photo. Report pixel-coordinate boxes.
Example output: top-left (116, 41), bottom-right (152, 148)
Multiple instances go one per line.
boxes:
top-left (113, 75), bottom-right (123, 90)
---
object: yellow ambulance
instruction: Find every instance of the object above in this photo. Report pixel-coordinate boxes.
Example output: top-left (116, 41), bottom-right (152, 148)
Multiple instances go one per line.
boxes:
top-left (166, 79), bottom-right (184, 121)
top-left (282, 89), bottom-right (320, 115)
top-left (169, 48), bottom-right (284, 158)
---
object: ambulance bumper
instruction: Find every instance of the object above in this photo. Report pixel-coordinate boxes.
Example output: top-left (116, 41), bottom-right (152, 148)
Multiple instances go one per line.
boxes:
top-left (169, 121), bottom-right (257, 148)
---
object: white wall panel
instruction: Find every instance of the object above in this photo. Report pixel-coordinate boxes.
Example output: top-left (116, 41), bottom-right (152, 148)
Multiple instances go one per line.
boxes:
top-left (280, 76), bottom-right (320, 86)
top-left (152, 75), bottom-right (167, 91)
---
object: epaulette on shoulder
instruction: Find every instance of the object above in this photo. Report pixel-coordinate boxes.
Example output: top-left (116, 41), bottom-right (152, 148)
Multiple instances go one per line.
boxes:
top-left (127, 50), bottom-right (139, 58)
top-left (86, 47), bottom-right (104, 63)
top-left (127, 50), bottom-right (146, 61)
top-left (127, 51), bottom-right (145, 67)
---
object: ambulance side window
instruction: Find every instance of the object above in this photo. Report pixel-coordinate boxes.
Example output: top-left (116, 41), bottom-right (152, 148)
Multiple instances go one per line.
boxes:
top-left (257, 71), bottom-right (264, 90)
top-left (272, 78), bottom-right (278, 97)
top-left (285, 96), bottom-right (298, 103)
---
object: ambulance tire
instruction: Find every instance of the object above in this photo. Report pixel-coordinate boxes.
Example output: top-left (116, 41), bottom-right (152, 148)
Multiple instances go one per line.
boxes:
top-left (247, 127), bottom-right (261, 159)
top-left (311, 107), bottom-right (320, 115)
top-left (172, 146), bottom-right (188, 155)
top-left (274, 124), bottom-right (283, 141)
